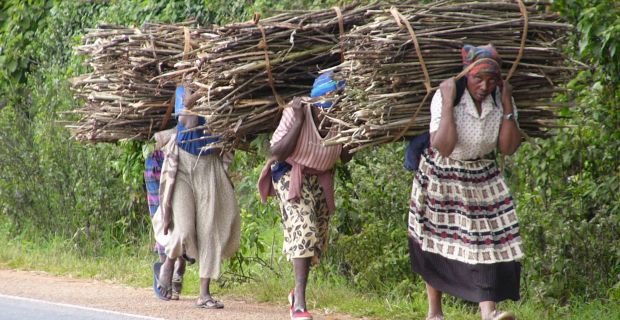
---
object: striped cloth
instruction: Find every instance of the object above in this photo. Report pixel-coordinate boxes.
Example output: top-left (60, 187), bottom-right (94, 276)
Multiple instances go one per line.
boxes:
top-left (261, 103), bottom-right (342, 213)
top-left (461, 43), bottom-right (502, 78)
top-left (145, 150), bottom-right (164, 215)
top-left (270, 104), bottom-right (341, 171)
top-left (144, 150), bottom-right (165, 255)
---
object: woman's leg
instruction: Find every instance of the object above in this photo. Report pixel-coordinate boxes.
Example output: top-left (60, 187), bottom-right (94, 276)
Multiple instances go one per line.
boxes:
top-left (174, 257), bottom-right (186, 276)
top-left (200, 277), bottom-right (212, 301)
top-left (293, 257), bottom-right (311, 311)
top-left (171, 257), bottom-right (186, 300)
top-left (158, 257), bottom-right (176, 299)
top-left (426, 282), bottom-right (443, 318)
top-left (479, 301), bottom-right (516, 320)
top-left (479, 301), bottom-right (497, 319)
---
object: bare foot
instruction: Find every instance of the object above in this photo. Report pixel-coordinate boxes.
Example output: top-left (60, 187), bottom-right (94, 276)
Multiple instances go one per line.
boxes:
top-left (158, 258), bottom-right (175, 299)
top-left (171, 258), bottom-right (185, 300)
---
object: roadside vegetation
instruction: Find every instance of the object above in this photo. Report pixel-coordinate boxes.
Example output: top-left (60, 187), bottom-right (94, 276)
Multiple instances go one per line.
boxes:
top-left (1, 1), bottom-right (618, 319)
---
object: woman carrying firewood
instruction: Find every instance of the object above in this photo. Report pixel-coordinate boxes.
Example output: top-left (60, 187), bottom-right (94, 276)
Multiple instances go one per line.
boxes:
top-left (155, 84), bottom-right (241, 309)
top-left (258, 72), bottom-right (352, 320)
top-left (407, 44), bottom-right (522, 320)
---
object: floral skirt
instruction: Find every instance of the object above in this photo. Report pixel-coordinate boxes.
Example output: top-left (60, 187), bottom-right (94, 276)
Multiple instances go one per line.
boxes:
top-left (273, 170), bottom-right (330, 266)
top-left (408, 148), bottom-right (523, 302)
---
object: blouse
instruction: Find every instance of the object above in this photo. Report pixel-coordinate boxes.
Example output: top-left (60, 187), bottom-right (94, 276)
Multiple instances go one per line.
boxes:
top-left (429, 87), bottom-right (517, 160)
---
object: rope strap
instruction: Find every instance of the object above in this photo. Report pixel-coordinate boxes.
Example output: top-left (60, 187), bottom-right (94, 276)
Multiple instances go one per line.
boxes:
top-left (511, 0), bottom-right (533, 156)
top-left (454, 57), bottom-right (500, 80)
top-left (253, 13), bottom-right (286, 107)
top-left (389, 7), bottom-right (432, 141)
top-left (507, 0), bottom-right (528, 81)
top-left (333, 6), bottom-right (345, 63)
top-left (160, 96), bottom-right (175, 130)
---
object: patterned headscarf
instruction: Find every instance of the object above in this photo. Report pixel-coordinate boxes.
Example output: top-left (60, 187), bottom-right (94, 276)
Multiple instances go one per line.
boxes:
top-left (461, 44), bottom-right (502, 78)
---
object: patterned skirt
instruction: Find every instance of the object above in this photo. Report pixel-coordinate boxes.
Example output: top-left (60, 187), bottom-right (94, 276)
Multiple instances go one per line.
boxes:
top-left (408, 148), bottom-right (523, 302)
top-left (273, 170), bottom-right (330, 266)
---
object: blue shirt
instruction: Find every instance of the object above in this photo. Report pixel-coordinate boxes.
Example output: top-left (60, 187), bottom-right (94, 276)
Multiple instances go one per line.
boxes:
top-left (174, 86), bottom-right (218, 155)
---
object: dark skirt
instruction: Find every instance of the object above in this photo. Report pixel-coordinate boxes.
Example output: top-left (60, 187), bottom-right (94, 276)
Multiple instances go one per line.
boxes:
top-left (408, 149), bottom-right (522, 303)
top-left (409, 236), bottom-right (520, 302)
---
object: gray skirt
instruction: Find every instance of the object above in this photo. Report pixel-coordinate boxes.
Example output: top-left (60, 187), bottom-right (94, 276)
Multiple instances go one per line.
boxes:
top-left (166, 150), bottom-right (241, 279)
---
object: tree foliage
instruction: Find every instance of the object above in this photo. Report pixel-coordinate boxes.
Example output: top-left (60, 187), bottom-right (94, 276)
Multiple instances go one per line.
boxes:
top-left (508, 0), bottom-right (620, 302)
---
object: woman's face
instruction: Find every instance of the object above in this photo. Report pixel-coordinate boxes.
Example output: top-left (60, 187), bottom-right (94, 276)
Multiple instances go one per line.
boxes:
top-left (467, 72), bottom-right (499, 103)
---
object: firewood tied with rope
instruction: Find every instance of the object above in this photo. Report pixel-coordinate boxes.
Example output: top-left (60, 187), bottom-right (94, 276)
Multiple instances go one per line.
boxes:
top-left (322, 0), bottom-right (581, 152)
top-left (151, 3), bottom-right (378, 151)
top-left (65, 21), bottom-right (218, 142)
top-left (65, 0), bottom-right (583, 150)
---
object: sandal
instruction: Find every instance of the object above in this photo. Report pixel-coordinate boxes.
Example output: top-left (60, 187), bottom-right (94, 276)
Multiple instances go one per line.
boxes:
top-left (426, 315), bottom-right (445, 320)
top-left (196, 297), bottom-right (224, 309)
top-left (291, 308), bottom-right (313, 320)
top-left (152, 262), bottom-right (171, 301)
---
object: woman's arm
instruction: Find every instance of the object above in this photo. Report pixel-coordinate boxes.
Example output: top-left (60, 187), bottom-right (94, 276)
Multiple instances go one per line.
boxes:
top-left (179, 86), bottom-right (199, 128)
top-left (178, 113), bottom-right (198, 129)
top-left (430, 78), bottom-right (458, 157)
top-left (270, 97), bottom-right (305, 161)
top-left (497, 81), bottom-right (522, 155)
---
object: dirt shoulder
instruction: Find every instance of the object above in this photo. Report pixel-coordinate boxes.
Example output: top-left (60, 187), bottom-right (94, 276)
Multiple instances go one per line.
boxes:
top-left (0, 269), bottom-right (360, 320)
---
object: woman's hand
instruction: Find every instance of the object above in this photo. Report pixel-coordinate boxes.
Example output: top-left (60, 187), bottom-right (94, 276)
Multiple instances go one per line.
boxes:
top-left (340, 146), bottom-right (354, 163)
top-left (439, 77), bottom-right (457, 107)
top-left (291, 96), bottom-right (305, 121)
top-left (179, 113), bottom-right (199, 129)
top-left (163, 212), bottom-right (171, 235)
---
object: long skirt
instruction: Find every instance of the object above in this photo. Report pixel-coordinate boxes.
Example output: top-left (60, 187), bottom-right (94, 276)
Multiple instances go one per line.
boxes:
top-left (408, 148), bottom-right (523, 302)
top-left (273, 170), bottom-right (330, 266)
top-left (166, 150), bottom-right (241, 279)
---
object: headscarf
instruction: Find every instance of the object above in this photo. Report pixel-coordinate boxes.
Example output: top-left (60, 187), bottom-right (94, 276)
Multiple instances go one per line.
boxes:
top-left (310, 71), bottom-right (345, 109)
top-left (461, 44), bottom-right (502, 78)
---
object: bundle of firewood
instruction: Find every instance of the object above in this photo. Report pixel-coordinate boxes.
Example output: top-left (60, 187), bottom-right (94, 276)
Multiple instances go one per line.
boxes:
top-left (153, 3), bottom-right (379, 149)
top-left (67, 1), bottom-right (579, 151)
top-left (322, 0), bottom-right (577, 150)
top-left (67, 21), bottom-right (217, 142)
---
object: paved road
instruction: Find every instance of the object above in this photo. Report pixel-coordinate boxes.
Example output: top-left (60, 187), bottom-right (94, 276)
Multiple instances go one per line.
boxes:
top-left (0, 269), bottom-right (360, 320)
top-left (0, 293), bottom-right (161, 320)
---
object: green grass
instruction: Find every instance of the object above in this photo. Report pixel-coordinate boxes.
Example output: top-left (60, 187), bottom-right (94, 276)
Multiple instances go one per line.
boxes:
top-left (1, 222), bottom-right (618, 320)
